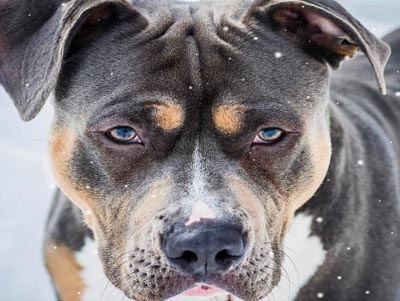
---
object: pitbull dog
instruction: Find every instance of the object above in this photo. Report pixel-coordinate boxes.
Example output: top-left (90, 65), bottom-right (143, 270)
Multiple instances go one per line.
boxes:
top-left (1, 0), bottom-right (400, 300)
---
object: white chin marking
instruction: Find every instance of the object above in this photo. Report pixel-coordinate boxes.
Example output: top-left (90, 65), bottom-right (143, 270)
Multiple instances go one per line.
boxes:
top-left (266, 213), bottom-right (327, 301)
top-left (75, 238), bottom-right (126, 301)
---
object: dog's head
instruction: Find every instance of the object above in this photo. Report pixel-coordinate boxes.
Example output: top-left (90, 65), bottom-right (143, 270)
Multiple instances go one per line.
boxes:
top-left (0, 0), bottom-right (390, 300)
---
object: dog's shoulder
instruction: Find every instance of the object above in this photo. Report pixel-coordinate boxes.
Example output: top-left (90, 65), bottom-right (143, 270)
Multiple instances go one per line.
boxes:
top-left (44, 190), bottom-right (125, 300)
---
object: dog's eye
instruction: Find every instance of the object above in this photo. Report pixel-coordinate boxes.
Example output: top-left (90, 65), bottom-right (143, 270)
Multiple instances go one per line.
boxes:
top-left (254, 128), bottom-right (285, 144)
top-left (107, 126), bottom-right (141, 144)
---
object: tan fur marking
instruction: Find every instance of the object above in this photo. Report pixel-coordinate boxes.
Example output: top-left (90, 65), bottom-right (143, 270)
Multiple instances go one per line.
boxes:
top-left (213, 103), bottom-right (246, 135)
top-left (149, 102), bottom-right (184, 132)
top-left (284, 117), bottom-right (332, 233)
top-left (45, 241), bottom-right (85, 301)
top-left (49, 127), bottom-right (99, 230)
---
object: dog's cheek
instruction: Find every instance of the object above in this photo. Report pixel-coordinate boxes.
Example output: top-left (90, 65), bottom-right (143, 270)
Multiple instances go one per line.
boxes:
top-left (49, 127), bottom-right (103, 232)
top-left (284, 119), bottom-right (332, 231)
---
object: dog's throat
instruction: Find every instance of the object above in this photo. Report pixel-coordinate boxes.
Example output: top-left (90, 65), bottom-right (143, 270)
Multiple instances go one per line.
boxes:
top-left (75, 238), bottom-right (126, 301)
top-left (268, 213), bottom-right (327, 301)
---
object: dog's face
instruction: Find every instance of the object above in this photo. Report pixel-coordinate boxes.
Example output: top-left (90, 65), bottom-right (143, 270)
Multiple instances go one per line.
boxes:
top-left (0, 0), bottom-right (390, 300)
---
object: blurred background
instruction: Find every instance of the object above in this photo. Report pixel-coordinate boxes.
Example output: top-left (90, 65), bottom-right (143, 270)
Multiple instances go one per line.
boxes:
top-left (0, 1), bottom-right (399, 300)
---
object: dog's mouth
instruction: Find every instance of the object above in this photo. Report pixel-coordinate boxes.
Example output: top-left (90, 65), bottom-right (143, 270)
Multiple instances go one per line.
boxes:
top-left (167, 283), bottom-right (244, 301)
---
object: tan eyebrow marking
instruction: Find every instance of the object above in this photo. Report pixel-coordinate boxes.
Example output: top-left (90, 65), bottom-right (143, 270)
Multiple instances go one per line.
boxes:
top-left (148, 102), bottom-right (185, 132)
top-left (213, 103), bottom-right (247, 135)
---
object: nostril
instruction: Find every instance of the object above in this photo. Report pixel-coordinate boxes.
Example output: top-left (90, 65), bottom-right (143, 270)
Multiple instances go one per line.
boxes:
top-left (180, 251), bottom-right (198, 264)
top-left (215, 249), bottom-right (230, 265)
top-left (215, 249), bottom-right (243, 265)
top-left (169, 250), bottom-right (199, 273)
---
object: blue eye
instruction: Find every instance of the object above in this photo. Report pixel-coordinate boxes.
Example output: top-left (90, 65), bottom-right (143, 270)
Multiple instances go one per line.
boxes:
top-left (254, 128), bottom-right (285, 144)
top-left (107, 126), bottom-right (141, 144)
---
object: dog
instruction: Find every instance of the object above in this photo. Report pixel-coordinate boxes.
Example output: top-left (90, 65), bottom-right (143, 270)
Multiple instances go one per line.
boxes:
top-left (1, 0), bottom-right (400, 300)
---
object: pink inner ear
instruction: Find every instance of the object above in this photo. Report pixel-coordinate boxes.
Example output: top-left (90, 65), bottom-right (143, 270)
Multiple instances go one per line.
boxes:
top-left (302, 10), bottom-right (346, 37)
top-left (276, 8), bottom-right (351, 39)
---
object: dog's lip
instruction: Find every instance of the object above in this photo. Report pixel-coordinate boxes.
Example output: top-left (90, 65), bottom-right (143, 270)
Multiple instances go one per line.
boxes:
top-left (166, 283), bottom-right (244, 300)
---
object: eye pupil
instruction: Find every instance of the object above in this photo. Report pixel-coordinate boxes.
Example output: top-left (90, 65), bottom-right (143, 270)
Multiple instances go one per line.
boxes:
top-left (108, 126), bottom-right (139, 143)
top-left (257, 128), bottom-right (284, 144)
top-left (116, 128), bottom-right (133, 139)
top-left (263, 129), bottom-right (278, 138)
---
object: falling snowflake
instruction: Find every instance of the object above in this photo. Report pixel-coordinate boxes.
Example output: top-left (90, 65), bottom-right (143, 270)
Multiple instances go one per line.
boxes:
top-left (274, 52), bottom-right (283, 58)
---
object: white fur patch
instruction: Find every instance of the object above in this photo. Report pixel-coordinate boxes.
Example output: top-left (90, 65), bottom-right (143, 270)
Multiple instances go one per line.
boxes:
top-left (266, 213), bottom-right (327, 301)
top-left (75, 238), bottom-right (127, 301)
top-left (185, 142), bottom-right (219, 223)
top-left (191, 142), bottom-right (208, 199)
top-left (186, 201), bottom-right (217, 226)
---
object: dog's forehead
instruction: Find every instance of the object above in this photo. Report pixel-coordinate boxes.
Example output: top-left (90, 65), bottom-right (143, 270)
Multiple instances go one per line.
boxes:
top-left (59, 0), bottom-right (329, 121)
top-left (133, 0), bottom-right (251, 12)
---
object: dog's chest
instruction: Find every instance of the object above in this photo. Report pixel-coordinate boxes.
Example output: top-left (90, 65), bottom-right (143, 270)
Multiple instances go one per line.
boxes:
top-left (267, 213), bottom-right (327, 301)
top-left (76, 238), bottom-right (126, 301)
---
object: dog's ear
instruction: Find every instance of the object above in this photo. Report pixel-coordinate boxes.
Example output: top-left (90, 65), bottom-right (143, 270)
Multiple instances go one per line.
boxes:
top-left (244, 0), bottom-right (391, 94)
top-left (0, 0), bottom-right (146, 121)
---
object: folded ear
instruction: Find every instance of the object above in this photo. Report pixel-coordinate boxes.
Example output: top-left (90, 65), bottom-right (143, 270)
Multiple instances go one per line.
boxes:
top-left (244, 0), bottom-right (391, 94)
top-left (0, 0), bottom-right (145, 121)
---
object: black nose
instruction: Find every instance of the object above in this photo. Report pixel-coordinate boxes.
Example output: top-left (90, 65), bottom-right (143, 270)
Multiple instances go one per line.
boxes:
top-left (162, 222), bottom-right (246, 275)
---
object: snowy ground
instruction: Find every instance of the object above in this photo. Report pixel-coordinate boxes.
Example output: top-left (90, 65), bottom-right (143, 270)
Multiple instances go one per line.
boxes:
top-left (0, 1), bottom-right (399, 300)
